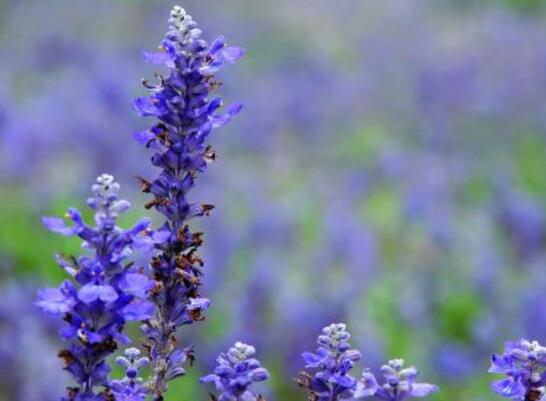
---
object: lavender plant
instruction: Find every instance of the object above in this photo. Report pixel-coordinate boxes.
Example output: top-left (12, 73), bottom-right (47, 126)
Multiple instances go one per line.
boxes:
top-left (200, 342), bottom-right (269, 401)
top-left (359, 359), bottom-right (439, 401)
top-left (26, 4), bottom-right (537, 401)
top-left (297, 323), bottom-right (362, 401)
top-left (131, 6), bottom-right (244, 400)
top-left (489, 340), bottom-right (546, 401)
top-left (36, 174), bottom-right (160, 401)
top-left (297, 324), bottom-right (438, 401)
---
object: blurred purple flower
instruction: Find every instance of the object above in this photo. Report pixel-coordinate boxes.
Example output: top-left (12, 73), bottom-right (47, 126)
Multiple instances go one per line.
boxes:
top-left (360, 359), bottom-right (438, 401)
top-left (297, 323), bottom-right (361, 401)
top-left (490, 339), bottom-right (546, 400)
top-left (201, 342), bottom-right (269, 401)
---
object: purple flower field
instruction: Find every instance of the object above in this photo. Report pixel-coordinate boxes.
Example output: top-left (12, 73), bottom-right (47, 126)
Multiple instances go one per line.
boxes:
top-left (1, 1), bottom-right (546, 401)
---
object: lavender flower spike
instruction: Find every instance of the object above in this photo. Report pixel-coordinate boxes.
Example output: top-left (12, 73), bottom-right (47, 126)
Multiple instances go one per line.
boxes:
top-left (200, 342), bottom-right (269, 401)
top-left (296, 323), bottom-right (362, 401)
top-left (133, 5), bottom-right (244, 400)
top-left (355, 359), bottom-right (438, 401)
top-left (489, 339), bottom-right (546, 401)
top-left (36, 174), bottom-right (159, 401)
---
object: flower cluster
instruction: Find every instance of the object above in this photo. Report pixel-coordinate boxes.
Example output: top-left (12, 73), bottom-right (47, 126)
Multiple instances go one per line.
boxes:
top-left (297, 323), bottom-right (362, 401)
top-left (359, 359), bottom-right (438, 401)
top-left (33, 7), bottom-right (448, 401)
top-left (132, 5), bottom-right (244, 400)
top-left (297, 324), bottom-right (438, 401)
top-left (111, 348), bottom-right (150, 401)
top-left (36, 174), bottom-right (159, 401)
top-left (489, 339), bottom-right (546, 401)
top-left (200, 342), bottom-right (269, 401)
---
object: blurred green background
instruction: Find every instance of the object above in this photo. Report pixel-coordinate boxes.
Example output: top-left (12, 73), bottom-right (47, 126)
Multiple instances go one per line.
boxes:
top-left (2, 1), bottom-right (546, 401)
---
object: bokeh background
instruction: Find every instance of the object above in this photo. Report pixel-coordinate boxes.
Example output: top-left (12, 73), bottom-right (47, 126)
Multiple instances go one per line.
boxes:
top-left (2, 0), bottom-right (546, 400)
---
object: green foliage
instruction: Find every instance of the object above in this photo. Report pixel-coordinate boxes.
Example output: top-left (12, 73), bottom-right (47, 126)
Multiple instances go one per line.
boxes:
top-left (515, 134), bottom-right (546, 198)
top-left (0, 187), bottom-right (78, 282)
top-left (0, 188), bottom-right (149, 283)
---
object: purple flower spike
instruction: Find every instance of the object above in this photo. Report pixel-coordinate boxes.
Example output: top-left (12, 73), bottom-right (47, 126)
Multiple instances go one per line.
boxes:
top-left (490, 339), bottom-right (546, 401)
top-left (37, 174), bottom-right (159, 401)
top-left (133, 5), bottom-right (243, 400)
top-left (296, 323), bottom-right (362, 401)
top-left (369, 359), bottom-right (438, 401)
top-left (297, 324), bottom-right (438, 401)
top-left (200, 342), bottom-right (269, 401)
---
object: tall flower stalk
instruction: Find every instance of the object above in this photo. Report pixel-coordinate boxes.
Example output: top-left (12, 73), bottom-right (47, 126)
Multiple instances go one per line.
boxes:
top-left (36, 174), bottom-right (159, 401)
top-left (132, 6), bottom-right (244, 400)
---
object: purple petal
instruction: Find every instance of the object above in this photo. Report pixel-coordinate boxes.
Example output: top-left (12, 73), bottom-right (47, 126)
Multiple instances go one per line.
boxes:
top-left (143, 51), bottom-right (172, 65)
top-left (399, 366), bottom-right (418, 381)
top-left (79, 284), bottom-right (118, 304)
top-left (111, 200), bottom-right (131, 214)
top-left (78, 284), bottom-right (99, 303)
top-left (409, 383), bottom-right (439, 397)
top-left (66, 208), bottom-right (84, 225)
top-left (221, 47), bottom-right (245, 63)
top-left (119, 273), bottom-right (155, 298)
top-left (353, 372), bottom-right (378, 398)
top-left (128, 217), bottom-right (151, 235)
top-left (227, 102), bottom-right (244, 115)
top-left (199, 374), bottom-right (217, 384)
top-left (97, 285), bottom-right (118, 303)
top-left (42, 217), bottom-right (79, 236)
top-left (60, 325), bottom-right (77, 340)
top-left (169, 348), bottom-right (189, 366)
top-left (210, 36), bottom-right (226, 54)
top-left (87, 331), bottom-right (103, 344)
top-left (123, 300), bottom-right (154, 321)
top-left (90, 361), bottom-right (110, 386)
top-left (36, 287), bottom-right (73, 314)
top-left (251, 368), bottom-right (269, 382)
top-left (211, 103), bottom-right (243, 129)
top-left (152, 230), bottom-right (171, 243)
top-left (302, 352), bottom-right (321, 367)
top-left (491, 378), bottom-right (524, 398)
top-left (489, 354), bottom-right (512, 374)
top-left (132, 96), bottom-right (168, 118)
top-left (331, 374), bottom-right (356, 389)
top-left (134, 130), bottom-right (155, 144)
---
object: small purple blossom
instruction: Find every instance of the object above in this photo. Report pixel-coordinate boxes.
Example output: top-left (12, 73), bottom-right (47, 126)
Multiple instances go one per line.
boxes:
top-left (359, 359), bottom-right (438, 401)
top-left (111, 348), bottom-right (150, 401)
top-left (36, 174), bottom-right (160, 401)
top-left (296, 323), bottom-right (362, 401)
top-left (200, 342), bottom-right (269, 401)
top-left (490, 339), bottom-right (546, 401)
top-left (133, 5), bottom-right (243, 400)
top-left (36, 287), bottom-right (75, 314)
